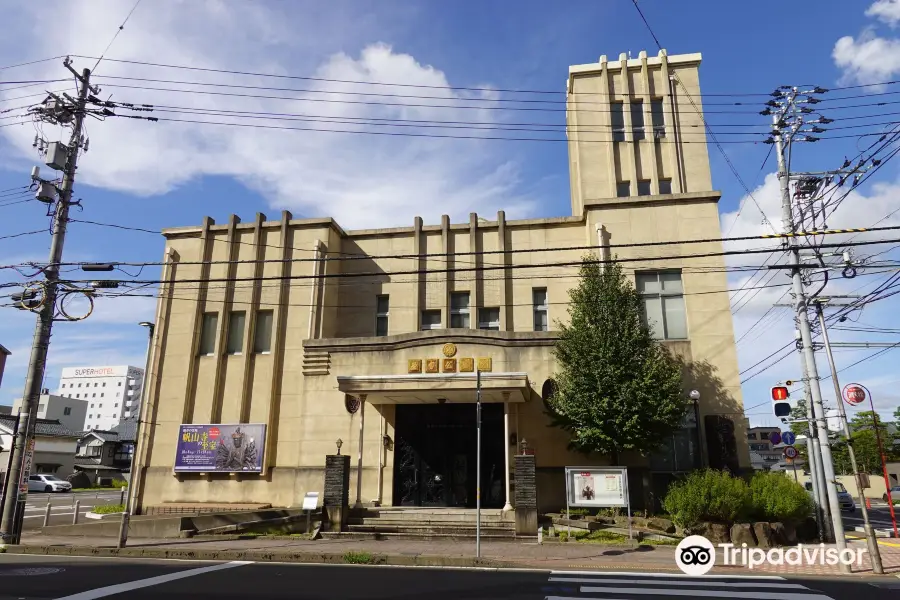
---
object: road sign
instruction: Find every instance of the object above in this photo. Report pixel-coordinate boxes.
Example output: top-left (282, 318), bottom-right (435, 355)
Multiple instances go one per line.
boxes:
top-left (769, 431), bottom-right (782, 445)
top-left (782, 431), bottom-right (796, 446)
top-left (842, 383), bottom-right (866, 406)
top-left (783, 446), bottom-right (798, 460)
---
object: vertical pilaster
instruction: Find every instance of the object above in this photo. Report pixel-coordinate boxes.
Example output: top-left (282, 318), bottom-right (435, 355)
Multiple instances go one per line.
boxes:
top-left (441, 214), bottom-right (451, 328)
top-left (660, 49), bottom-right (685, 193)
top-left (503, 395), bottom-right (512, 511)
top-left (239, 213), bottom-right (266, 423)
top-left (210, 214), bottom-right (241, 424)
top-left (413, 216), bottom-right (423, 331)
top-left (469, 213), bottom-right (479, 323)
top-left (307, 240), bottom-right (324, 340)
top-left (598, 55), bottom-right (617, 199)
top-left (355, 394), bottom-right (366, 507)
top-left (498, 210), bottom-right (510, 331)
top-left (639, 51), bottom-right (661, 194)
top-left (181, 216), bottom-right (215, 426)
top-left (619, 52), bottom-right (638, 196)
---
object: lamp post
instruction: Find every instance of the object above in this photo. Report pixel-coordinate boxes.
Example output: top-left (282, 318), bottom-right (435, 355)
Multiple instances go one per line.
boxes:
top-left (689, 390), bottom-right (704, 468)
top-left (117, 321), bottom-right (154, 549)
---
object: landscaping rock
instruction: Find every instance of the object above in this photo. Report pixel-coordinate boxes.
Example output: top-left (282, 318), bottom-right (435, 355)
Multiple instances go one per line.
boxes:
top-left (795, 517), bottom-right (818, 543)
top-left (701, 522), bottom-right (731, 543)
top-left (770, 522), bottom-right (798, 546)
top-left (730, 523), bottom-right (757, 547)
top-left (752, 522), bottom-right (776, 549)
top-left (647, 518), bottom-right (676, 534)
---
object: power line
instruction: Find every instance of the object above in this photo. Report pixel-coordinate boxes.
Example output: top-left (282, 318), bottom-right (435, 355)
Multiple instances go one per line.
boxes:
top-left (92, 0), bottom-right (143, 73)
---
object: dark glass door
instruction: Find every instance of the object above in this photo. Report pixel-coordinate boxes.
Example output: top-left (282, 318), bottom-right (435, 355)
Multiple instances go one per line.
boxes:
top-left (393, 403), bottom-right (504, 508)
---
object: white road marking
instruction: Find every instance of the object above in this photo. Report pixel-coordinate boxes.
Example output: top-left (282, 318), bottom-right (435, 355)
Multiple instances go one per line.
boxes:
top-left (53, 560), bottom-right (253, 599)
top-left (549, 576), bottom-right (808, 589)
top-left (578, 587), bottom-right (830, 599)
top-left (549, 570), bottom-right (785, 579)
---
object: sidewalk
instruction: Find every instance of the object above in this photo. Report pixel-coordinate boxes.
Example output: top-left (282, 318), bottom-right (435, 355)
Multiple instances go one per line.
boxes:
top-left (4, 534), bottom-right (899, 576)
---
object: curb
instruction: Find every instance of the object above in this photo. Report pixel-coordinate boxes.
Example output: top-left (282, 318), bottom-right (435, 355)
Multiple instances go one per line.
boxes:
top-left (2, 545), bottom-right (516, 569)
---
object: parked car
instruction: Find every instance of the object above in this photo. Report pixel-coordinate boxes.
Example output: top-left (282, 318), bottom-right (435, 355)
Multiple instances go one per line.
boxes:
top-left (883, 485), bottom-right (900, 502)
top-left (26, 474), bottom-right (72, 493)
top-left (804, 481), bottom-right (856, 512)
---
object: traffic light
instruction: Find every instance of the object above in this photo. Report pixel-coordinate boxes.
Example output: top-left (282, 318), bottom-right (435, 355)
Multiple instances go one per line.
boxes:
top-left (771, 385), bottom-right (791, 418)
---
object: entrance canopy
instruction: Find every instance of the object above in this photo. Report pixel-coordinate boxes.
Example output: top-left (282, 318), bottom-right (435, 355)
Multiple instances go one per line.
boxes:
top-left (336, 372), bottom-right (529, 405)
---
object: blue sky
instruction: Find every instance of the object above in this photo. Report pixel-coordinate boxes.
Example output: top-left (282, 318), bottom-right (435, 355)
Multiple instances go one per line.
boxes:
top-left (1, 0), bottom-right (898, 430)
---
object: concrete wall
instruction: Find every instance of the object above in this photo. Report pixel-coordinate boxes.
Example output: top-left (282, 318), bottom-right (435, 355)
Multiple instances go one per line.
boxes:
top-left (794, 473), bottom-right (892, 500)
top-left (11, 394), bottom-right (87, 433)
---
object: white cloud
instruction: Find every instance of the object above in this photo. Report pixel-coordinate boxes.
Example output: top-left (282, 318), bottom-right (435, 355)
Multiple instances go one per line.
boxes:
top-left (866, 0), bottom-right (900, 26)
top-left (0, 1), bottom-right (536, 230)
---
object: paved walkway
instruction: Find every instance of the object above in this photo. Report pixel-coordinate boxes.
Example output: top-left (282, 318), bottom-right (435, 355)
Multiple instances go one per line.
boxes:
top-left (11, 534), bottom-right (900, 576)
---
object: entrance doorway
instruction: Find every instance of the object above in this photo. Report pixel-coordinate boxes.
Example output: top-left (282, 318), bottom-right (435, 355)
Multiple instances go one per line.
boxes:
top-left (393, 403), bottom-right (505, 508)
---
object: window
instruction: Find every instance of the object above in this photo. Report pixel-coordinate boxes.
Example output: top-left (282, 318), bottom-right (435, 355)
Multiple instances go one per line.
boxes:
top-left (88, 414), bottom-right (92, 419)
top-left (100, 393), bottom-right (104, 398)
top-left (450, 292), bottom-right (470, 328)
top-left (636, 271), bottom-right (687, 340)
top-left (616, 181), bottom-right (631, 198)
top-left (78, 383), bottom-right (82, 388)
top-left (226, 311), bottom-right (246, 354)
top-left (102, 382), bottom-right (106, 387)
top-left (478, 307), bottom-right (500, 330)
top-left (659, 179), bottom-right (673, 195)
top-left (631, 101), bottom-right (645, 141)
top-left (611, 102), bottom-right (625, 142)
top-left (114, 403), bottom-right (118, 408)
top-left (420, 310), bottom-right (441, 330)
top-left (254, 310), bottom-right (273, 353)
top-left (90, 404), bottom-right (94, 409)
top-left (375, 295), bottom-right (389, 337)
top-left (94, 383), bottom-right (98, 387)
top-left (118, 382), bottom-right (122, 387)
top-left (63, 407), bottom-right (72, 416)
top-left (92, 393), bottom-right (96, 398)
top-left (76, 394), bottom-right (80, 399)
top-left (651, 99), bottom-right (666, 138)
top-left (747, 433), bottom-right (758, 440)
top-left (117, 392), bottom-right (121, 398)
top-left (61, 384), bottom-right (66, 389)
top-left (637, 181), bottom-right (652, 196)
top-left (750, 443), bottom-right (769, 452)
top-left (533, 288), bottom-right (548, 332)
top-left (199, 312), bottom-right (218, 355)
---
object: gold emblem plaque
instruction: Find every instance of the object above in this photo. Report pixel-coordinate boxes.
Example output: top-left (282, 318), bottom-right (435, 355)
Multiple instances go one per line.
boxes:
top-left (459, 357), bottom-right (475, 372)
top-left (477, 357), bottom-right (492, 372)
top-left (408, 359), bottom-right (422, 374)
top-left (443, 358), bottom-right (457, 373)
top-left (442, 343), bottom-right (457, 357)
top-left (425, 358), bottom-right (440, 374)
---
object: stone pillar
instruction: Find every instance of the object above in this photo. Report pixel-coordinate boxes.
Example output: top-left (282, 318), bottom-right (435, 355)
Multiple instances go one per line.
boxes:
top-left (355, 395), bottom-right (366, 507)
top-left (514, 454), bottom-right (538, 536)
top-left (324, 454), bottom-right (350, 532)
top-left (502, 395), bottom-right (512, 512)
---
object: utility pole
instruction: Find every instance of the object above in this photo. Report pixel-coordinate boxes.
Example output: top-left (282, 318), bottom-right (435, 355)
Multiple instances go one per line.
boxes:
top-left (816, 301), bottom-right (883, 573)
top-left (0, 61), bottom-right (92, 545)
top-left (802, 363), bottom-right (831, 543)
top-left (770, 87), bottom-right (848, 570)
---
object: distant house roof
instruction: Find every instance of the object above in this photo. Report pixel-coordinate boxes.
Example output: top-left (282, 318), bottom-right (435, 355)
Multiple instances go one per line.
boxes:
top-left (77, 419), bottom-right (138, 444)
top-left (0, 343), bottom-right (10, 356)
top-left (0, 414), bottom-right (78, 438)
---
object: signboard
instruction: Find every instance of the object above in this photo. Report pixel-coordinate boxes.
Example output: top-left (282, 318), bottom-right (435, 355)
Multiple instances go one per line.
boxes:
top-left (769, 431), bottom-right (782, 445)
top-left (174, 423), bottom-right (266, 473)
top-left (302, 492), bottom-right (319, 511)
top-left (783, 446), bottom-right (798, 460)
top-left (18, 439), bottom-right (35, 500)
top-left (842, 383), bottom-right (866, 406)
top-left (781, 431), bottom-right (796, 446)
top-left (565, 467), bottom-right (629, 508)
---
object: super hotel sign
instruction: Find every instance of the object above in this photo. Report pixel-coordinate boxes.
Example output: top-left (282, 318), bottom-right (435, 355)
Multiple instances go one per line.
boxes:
top-left (407, 343), bottom-right (492, 374)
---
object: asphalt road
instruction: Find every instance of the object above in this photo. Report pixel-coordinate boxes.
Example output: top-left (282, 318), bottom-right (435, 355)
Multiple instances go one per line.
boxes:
top-left (1, 491), bottom-right (125, 531)
top-left (842, 505), bottom-right (899, 532)
top-left (0, 555), bottom-right (898, 600)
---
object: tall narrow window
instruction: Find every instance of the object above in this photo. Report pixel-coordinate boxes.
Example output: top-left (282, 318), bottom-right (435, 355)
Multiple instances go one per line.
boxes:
top-left (616, 181), bottom-right (631, 198)
top-left (375, 295), bottom-right (389, 336)
top-left (651, 99), bottom-right (666, 138)
top-left (254, 310), bottom-right (273, 353)
top-left (533, 288), bottom-right (548, 332)
top-left (421, 310), bottom-right (441, 331)
top-left (199, 312), bottom-right (218, 355)
top-left (636, 271), bottom-right (687, 340)
top-left (478, 307), bottom-right (500, 330)
top-left (450, 292), bottom-right (470, 328)
top-left (226, 311), bottom-right (246, 354)
top-left (611, 102), bottom-right (625, 142)
top-left (631, 101), bottom-right (645, 141)
top-left (659, 179), bottom-right (673, 195)
top-left (637, 181), bottom-right (652, 196)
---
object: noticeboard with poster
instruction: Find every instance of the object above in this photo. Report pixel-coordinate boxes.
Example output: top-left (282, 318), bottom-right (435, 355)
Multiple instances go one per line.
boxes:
top-left (174, 423), bottom-right (266, 473)
top-left (565, 467), bottom-right (629, 508)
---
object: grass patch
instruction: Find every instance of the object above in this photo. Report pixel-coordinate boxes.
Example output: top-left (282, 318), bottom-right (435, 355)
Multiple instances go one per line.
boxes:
top-left (92, 504), bottom-right (125, 514)
top-left (643, 536), bottom-right (680, 546)
top-left (343, 551), bottom-right (374, 565)
top-left (72, 487), bottom-right (119, 491)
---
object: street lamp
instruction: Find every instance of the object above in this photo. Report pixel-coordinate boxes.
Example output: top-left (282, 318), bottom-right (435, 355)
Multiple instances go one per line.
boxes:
top-left (688, 390), bottom-right (704, 468)
top-left (118, 321), bottom-right (155, 549)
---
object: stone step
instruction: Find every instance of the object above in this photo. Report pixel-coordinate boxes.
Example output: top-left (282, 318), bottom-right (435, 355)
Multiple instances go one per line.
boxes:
top-left (348, 524), bottom-right (514, 535)
top-left (352, 509), bottom-right (514, 522)
top-left (351, 515), bottom-right (513, 525)
top-left (320, 530), bottom-right (517, 541)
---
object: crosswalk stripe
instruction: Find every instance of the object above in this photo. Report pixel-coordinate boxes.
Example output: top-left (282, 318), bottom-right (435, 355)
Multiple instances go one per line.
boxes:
top-left (549, 577), bottom-right (808, 589)
top-left (578, 587), bottom-right (830, 599)
top-left (549, 570), bottom-right (785, 580)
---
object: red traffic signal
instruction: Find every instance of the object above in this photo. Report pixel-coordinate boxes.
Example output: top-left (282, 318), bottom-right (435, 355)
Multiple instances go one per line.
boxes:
top-left (771, 385), bottom-right (791, 418)
top-left (771, 386), bottom-right (789, 401)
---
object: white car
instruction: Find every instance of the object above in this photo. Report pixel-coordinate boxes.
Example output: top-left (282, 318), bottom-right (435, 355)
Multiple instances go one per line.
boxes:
top-left (27, 474), bottom-right (72, 493)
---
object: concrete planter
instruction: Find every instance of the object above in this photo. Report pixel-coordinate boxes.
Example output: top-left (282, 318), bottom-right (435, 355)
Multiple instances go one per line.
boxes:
top-left (85, 511), bottom-right (125, 521)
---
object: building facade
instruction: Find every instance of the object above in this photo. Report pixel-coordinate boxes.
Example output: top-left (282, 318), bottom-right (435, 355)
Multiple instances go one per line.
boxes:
top-left (133, 49), bottom-right (749, 515)
top-left (0, 415), bottom-right (79, 479)
top-left (56, 366), bottom-right (144, 431)
top-left (74, 420), bottom-right (137, 486)
top-left (747, 426), bottom-right (785, 470)
top-left (11, 393), bottom-right (87, 434)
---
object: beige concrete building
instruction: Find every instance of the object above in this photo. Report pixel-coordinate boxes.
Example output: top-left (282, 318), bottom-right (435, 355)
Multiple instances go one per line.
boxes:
top-left (132, 49), bottom-right (749, 515)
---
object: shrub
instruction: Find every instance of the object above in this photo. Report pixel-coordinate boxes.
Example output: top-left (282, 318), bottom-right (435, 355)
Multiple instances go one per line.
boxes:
top-left (343, 551), bottom-right (374, 564)
top-left (111, 479), bottom-right (128, 489)
top-left (92, 504), bottom-right (125, 514)
top-left (662, 469), bottom-right (751, 528)
top-left (749, 472), bottom-right (814, 523)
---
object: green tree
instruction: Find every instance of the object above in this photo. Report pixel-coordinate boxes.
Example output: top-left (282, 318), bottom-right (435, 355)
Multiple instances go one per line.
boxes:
top-left (546, 256), bottom-right (687, 463)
